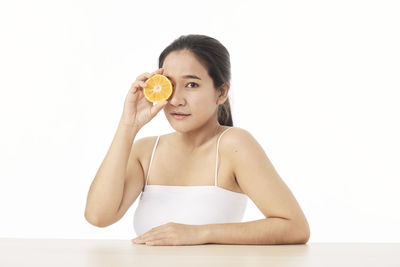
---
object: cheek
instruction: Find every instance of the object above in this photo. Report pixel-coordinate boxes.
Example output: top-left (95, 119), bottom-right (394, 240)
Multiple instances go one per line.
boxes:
top-left (193, 100), bottom-right (218, 118)
top-left (191, 91), bottom-right (216, 105)
top-left (190, 95), bottom-right (214, 111)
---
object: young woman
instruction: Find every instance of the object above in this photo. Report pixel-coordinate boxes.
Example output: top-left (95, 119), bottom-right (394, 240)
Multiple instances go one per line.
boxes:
top-left (85, 34), bottom-right (310, 246)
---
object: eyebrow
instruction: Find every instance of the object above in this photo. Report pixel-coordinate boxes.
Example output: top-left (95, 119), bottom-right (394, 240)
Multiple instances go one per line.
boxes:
top-left (165, 74), bottom-right (201, 80)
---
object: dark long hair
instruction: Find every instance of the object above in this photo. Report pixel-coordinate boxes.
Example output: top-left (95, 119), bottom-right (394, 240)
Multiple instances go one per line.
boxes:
top-left (158, 34), bottom-right (233, 126)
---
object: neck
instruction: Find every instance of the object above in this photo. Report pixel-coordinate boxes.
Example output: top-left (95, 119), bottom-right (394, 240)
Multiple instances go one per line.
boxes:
top-left (175, 117), bottom-right (223, 152)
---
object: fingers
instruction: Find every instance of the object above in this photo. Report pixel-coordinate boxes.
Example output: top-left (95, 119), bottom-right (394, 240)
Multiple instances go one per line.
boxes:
top-left (135, 72), bottom-right (151, 82)
top-left (133, 226), bottom-right (167, 244)
top-left (129, 80), bottom-right (147, 94)
top-left (150, 100), bottom-right (168, 117)
top-left (131, 68), bottom-right (165, 94)
top-left (135, 68), bottom-right (164, 82)
top-left (152, 68), bottom-right (164, 75)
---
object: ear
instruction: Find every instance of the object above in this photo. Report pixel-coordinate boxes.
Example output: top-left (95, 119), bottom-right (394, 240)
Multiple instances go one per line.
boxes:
top-left (216, 83), bottom-right (230, 105)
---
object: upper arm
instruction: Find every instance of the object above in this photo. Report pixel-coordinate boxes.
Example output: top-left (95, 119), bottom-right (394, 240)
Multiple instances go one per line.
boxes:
top-left (111, 137), bottom-right (148, 224)
top-left (224, 128), bottom-right (309, 230)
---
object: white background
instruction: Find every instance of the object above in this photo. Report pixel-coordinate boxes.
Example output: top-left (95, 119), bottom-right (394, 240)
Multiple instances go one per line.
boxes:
top-left (0, 0), bottom-right (399, 242)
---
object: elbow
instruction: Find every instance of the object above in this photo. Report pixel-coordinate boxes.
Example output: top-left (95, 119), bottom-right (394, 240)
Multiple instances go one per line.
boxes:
top-left (298, 226), bottom-right (310, 244)
top-left (298, 230), bottom-right (310, 244)
top-left (290, 220), bottom-right (310, 244)
top-left (289, 229), bottom-right (309, 245)
top-left (84, 210), bottom-right (110, 228)
top-left (301, 220), bottom-right (311, 244)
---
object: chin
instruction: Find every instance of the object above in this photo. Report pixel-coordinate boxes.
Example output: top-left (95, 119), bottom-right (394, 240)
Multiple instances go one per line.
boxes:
top-left (167, 118), bottom-right (194, 132)
top-left (169, 123), bottom-right (191, 132)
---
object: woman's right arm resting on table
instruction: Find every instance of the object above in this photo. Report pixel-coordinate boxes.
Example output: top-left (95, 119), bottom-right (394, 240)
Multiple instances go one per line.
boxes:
top-left (84, 119), bottom-right (145, 228)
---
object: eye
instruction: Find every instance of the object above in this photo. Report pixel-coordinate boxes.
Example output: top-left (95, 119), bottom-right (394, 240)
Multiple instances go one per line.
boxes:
top-left (186, 82), bottom-right (198, 88)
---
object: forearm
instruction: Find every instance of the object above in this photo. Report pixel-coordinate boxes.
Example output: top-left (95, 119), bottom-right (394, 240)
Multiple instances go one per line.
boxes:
top-left (85, 120), bottom-right (139, 224)
top-left (201, 218), bottom-right (309, 245)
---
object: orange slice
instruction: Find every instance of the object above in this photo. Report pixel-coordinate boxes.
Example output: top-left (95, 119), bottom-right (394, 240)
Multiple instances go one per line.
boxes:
top-left (143, 74), bottom-right (173, 103)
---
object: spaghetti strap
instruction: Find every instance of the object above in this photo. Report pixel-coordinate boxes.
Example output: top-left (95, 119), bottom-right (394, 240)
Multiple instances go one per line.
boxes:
top-left (145, 136), bottom-right (160, 187)
top-left (214, 127), bottom-right (234, 186)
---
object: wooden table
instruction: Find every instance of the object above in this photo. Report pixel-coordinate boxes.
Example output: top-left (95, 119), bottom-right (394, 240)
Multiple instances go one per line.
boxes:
top-left (1, 238), bottom-right (399, 266)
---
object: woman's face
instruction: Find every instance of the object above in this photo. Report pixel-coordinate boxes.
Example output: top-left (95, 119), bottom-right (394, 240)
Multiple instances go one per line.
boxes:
top-left (162, 49), bottom-right (224, 131)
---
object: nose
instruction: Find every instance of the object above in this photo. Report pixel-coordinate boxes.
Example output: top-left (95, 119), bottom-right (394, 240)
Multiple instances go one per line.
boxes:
top-left (168, 83), bottom-right (186, 106)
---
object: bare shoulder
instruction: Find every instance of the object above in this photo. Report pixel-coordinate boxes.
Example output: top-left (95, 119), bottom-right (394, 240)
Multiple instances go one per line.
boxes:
top-left (219, 126), bottom-right (261, 155)
top-left (134, 135), bottom-right (158, 146)
top-left (132, 135), bottom-right (159, 163)
top-left (219, 126), bottom-right (270, 175)
top-left (133, 135), bottom-right (157, 150)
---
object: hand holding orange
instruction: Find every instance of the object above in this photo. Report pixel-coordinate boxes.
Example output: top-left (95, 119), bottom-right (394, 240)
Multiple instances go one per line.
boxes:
top-left (120, 68), bottom-right (170, 129)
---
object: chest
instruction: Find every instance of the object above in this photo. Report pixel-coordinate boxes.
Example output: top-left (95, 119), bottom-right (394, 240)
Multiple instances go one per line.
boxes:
top-left (151, 145), bottom-right (216, 185)
top-left (140, 136), bottom-right (243, 194)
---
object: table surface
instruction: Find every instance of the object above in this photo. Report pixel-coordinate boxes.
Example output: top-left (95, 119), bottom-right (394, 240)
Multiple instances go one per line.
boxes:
top-left (1, 238), bottom-right (399, 267)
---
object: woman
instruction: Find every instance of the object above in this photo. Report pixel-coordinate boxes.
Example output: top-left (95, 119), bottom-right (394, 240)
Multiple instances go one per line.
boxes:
top-left (85, 34), bottom-right (310, 246)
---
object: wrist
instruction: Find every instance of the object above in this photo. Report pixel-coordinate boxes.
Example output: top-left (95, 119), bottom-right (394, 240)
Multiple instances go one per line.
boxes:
top-left (118, 117), bottom-right (140, 131)
top-left (117, 121), bottom-right (140, 136)
top-left (198, 224), bottom-right (212, 244)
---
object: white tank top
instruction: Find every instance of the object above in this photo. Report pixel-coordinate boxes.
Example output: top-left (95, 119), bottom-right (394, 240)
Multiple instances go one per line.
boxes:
top-left (133, 127), bottom-right (248, 236)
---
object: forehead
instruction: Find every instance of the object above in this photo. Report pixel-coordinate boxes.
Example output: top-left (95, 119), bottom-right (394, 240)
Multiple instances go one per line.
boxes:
top-left (162, 50), bottom-right (208, 78)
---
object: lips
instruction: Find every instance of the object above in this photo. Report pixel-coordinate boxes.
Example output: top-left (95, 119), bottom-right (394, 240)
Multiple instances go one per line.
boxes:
top-left (171, 112), bottom-right (190, 116)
